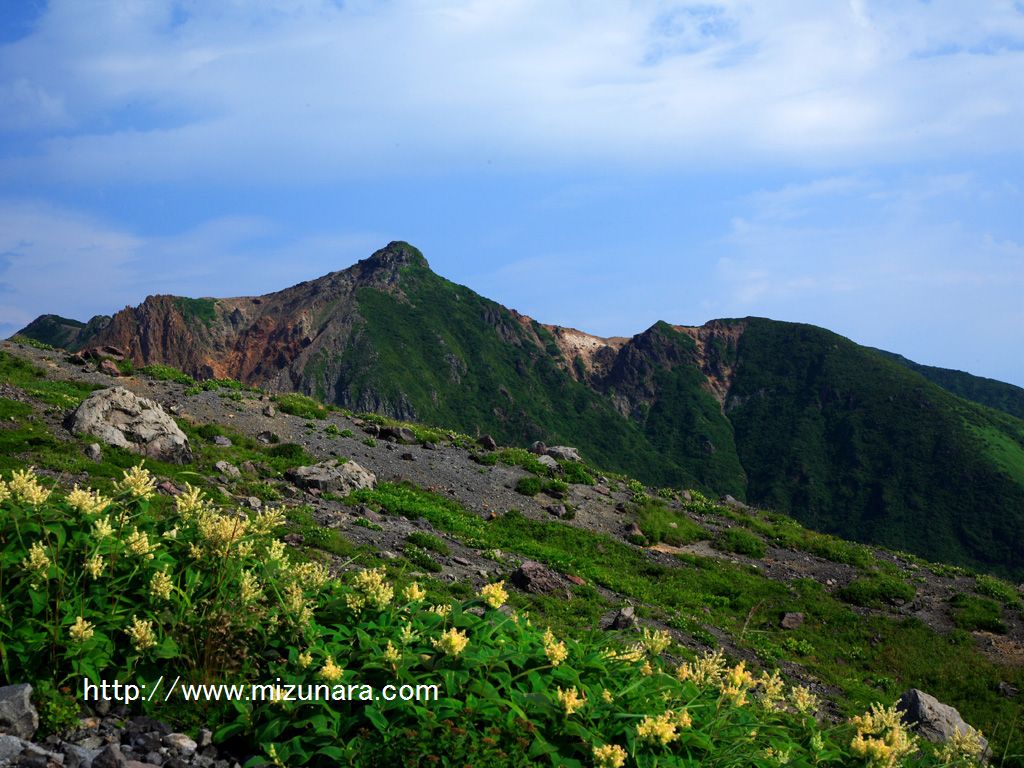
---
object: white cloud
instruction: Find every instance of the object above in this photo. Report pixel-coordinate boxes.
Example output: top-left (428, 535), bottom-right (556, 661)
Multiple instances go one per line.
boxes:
top-left (0, 201), bottom-right (383, 337)
top-left (1, 1), bottom-right (1022, 182)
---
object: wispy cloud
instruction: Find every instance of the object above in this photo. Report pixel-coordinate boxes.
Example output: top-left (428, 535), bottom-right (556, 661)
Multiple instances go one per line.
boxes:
top-left (1, 1), bottom-right (1022, 182)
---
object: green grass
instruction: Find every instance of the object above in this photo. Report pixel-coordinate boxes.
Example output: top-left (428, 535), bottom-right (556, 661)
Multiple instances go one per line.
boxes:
top-left (838, 574), bottom-right (916, 608)
top-left (0, 351), bottom-right (99, 409)
top-left (636, 501), bottom-right (708, 546)
top-left (275, 393), bottom-right (328, 420)
top-left (405, 531), bottom-right (450, 556)
top-left (950, 594), bottom-right (1007, 633)
top-left (173, 296), bottom-right (217, 327)
top-left (715, 527), bottom-right (767, 559)
top-left (139, 364), bottom-right (195, 385)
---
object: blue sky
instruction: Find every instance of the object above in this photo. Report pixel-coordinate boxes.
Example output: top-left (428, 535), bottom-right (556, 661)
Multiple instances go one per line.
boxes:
top-left (1, 1), bottom-right (1023, 385)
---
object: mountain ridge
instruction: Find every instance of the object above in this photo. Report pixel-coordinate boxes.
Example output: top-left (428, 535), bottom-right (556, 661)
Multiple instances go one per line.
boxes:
top-left (14, 241), bottom-right (1024, 578)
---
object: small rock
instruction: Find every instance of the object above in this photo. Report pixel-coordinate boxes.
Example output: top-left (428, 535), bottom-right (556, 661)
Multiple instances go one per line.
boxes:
top-left (998, 681), bottom-right (1019, 699)
top-left (529, 441), bottom-right (547, 455)
top-left (213, 460), bottom-right (240, 478)
top-left (546, 505), bottom-right (567, 518)
top-left (400, 452), bottom-right (415, 461)
top-left (780, 612), bottom-right (805, 630)
top-left (378, 551), bottom-right (400, 560)
top-left (167, 404), bottom-right (181, 415)
top-left (196, 730), bottom-right (212, 750)
top-left (566, 574), bottom-right (586, 586)
top-left (477, 434), bottom-right (497, 451)
top-left (721, 495), bottom-right (749, 511)
top-left (68, 352), bottom-right (87, 366)
top-left (379, 426), bottom-right (415, 444)
top-left (452, 557), bottom-right (472, 566)
top-left (606, 605), bottom-right (635, 630)
top-left (92, 744), bottom-right (127, 768)
top-left (510, 561), bottom-right (569, 596)
top-left (144, 752), bottom-right (165, 765)
top-left (85, 443), bottom-right (103, 462)
top-left (536, 455), bottom-right (559, 471)
top-left (211, 435), bottom-right (232, 447)
top-left (256, 431), bottom-right (278, 444)
top-left (897, 689), bottom-right (989, 757)
top-left (282, 533), bottom-right (305, 545)
top-left (625, 522), bottom-right (644, 538)
top-left (262, 405), bottom-right (276, 418)
top-left (593, 484), bottom-right (611, 496)
top-left (240, 461), bottom-right (258, 474)
top-left (156, 481), bottom-right (181, 497)
top-left (422, 441), bottom-right (437, 451)
top-left (0, 735), bottom-right (27, 764)
top-left (245, 497), bottom-right (262, 510)
top-left (62, 743), bottom-right (101, 768)
top-left (0, 684), bottom-right (39, 740)
top-left (162, 734), bottom-right (197, 755)
top-left (545, 445), bottom-right (581, 462)
top-left (99, 359), bottom-right (122, 377)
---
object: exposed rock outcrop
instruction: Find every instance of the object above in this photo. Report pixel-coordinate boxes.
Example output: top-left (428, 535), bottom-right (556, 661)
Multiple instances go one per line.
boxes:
top-left (65, 387), bottom-right (193, 464)
top-left (286, 459), bottom-right (376, 494)
top-left (897, 689), bottom-right (989, 756)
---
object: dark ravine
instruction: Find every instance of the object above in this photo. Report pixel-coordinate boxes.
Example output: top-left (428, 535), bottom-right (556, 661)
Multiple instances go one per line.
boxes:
top-left (15, 242), bottom-right (1024, 579)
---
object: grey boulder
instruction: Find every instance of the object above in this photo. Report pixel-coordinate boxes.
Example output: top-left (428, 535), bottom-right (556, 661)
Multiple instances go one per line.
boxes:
top-left (897, 689), bottom-right (989, 756)
top-left (66, 387), bottom-right (192, 464)
top-left (546, 445), bottom-right (582, 462)
top-left (286, 459), bottom-right (376, 494)
top-left (0, 684), bottom-right (38, 740)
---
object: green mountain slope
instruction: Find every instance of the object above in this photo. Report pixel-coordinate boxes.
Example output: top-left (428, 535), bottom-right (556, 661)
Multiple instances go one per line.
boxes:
top-left (878, 349), bottom-right (1024, 420)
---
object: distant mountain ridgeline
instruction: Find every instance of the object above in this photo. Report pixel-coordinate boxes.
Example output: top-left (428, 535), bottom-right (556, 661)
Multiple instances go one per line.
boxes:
top-left (17, 242), bottom-right (1024, 578)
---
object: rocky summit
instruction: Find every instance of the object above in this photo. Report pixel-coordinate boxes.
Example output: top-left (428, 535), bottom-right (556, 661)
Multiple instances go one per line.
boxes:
top-left (16, 242), bottom-right (1024, 579)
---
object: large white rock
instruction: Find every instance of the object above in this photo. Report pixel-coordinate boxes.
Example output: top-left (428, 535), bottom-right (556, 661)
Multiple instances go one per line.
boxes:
top-left (66, 387), bottom-right (193, 464)
top-left (897, 689), bottom-right (989, 757)
top-left (286, 459), bottom-right (376, 494)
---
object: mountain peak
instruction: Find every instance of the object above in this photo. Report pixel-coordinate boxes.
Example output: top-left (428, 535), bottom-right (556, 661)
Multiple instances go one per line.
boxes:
top-left (356, 241), bottom-right (429, 274)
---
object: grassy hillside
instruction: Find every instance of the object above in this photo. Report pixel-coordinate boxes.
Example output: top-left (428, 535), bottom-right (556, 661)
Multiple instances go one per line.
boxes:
top-left (728, 319), bottom-right (1024, 579)
top-left (879, 350), bottom-right (1024, 421)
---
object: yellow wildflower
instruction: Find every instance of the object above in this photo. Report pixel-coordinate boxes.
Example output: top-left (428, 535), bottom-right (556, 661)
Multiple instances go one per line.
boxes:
top-left (849, 704), bottom-right (917, 768)
top-left (345, 593), bottom-right (366, 614)
top-left (721, 661), bottom-right (755, 706)
top-left (605, 642), bottom-right (646, 664)
top-left (592, 744), bottom-right (627, 768)
top-left (284, 582), bottom-right (313, 626)
top-left (69, 616), bottom-right (94, 643)
top-left (403, 581), bottom-right (427, 602)
top-left (352, 567), bottom-right (394, 609)
top-left (479, 580), bottom-right (509, 609)
top-left (67, 485), bottom-right (111, 515)
top-left (432, 627), bottom-right (469, 657)
top-left (297, 651), bottom-right (312, 669)
top-left (382, 641), bottom-right (401, 665)
top-left (240, 570), bottom-right (263, 603)
top-left (126, 616), bottom-right (157, 652)
top-left (266, 539), bottom-right (286, 562)
top-left (175, 483), bottom-right (208, 519)
top-left (85, 554), bottom-right (105, 579)
top-left (602, 689), bottom-right (614, 704)
top-left (115, 465), bottom-right (156, 500)
top-left (125, 527), bottom-right (156, 559)
top-left (674, 709), bottom-right (693, 728)
top-left (0, 479), bottom-right (9, 504)
top-left (22, 541), bottom-right (51, 578)
top-left (196, 511), bottom-right (247, 553)
top-left (320, 656), bottom-right (344, 682)
top-left (93, 516), bottom-right (114, 538)
top-left (294, 561), bottom-right (329, 590)
top-left (790, 685), bottom-right (819, 716)
top-left (641, 627), bottom-right (672, 655)
top-left (763, 746), bottom-right (791, 765)
top-left (757, 670), bottom-right (786, 710)
top-left (248, 507), bottom-right (286, 535)
top-left (555, 686), bottom-right (586, 716)
top-left (162, 527), bottom-right (178, 539)
top-left (641, 660), bottom-right (654, 676)
top-left (429, 603), bottom-right (452, 617)
top-left (677, 649), bottom-right (727, 688)
top-left (636, 711), bottom-right (679, 746)
top-left (938, 726), bottom-right (986, 764)
top-left (149, 570), bottom-right (173, 601)
top-left (10, 468), bottom-right (51, 505)
top-left (399, 624), bottom-right (419, 645)
top-left (542, 628), bottom-right (569, 666)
